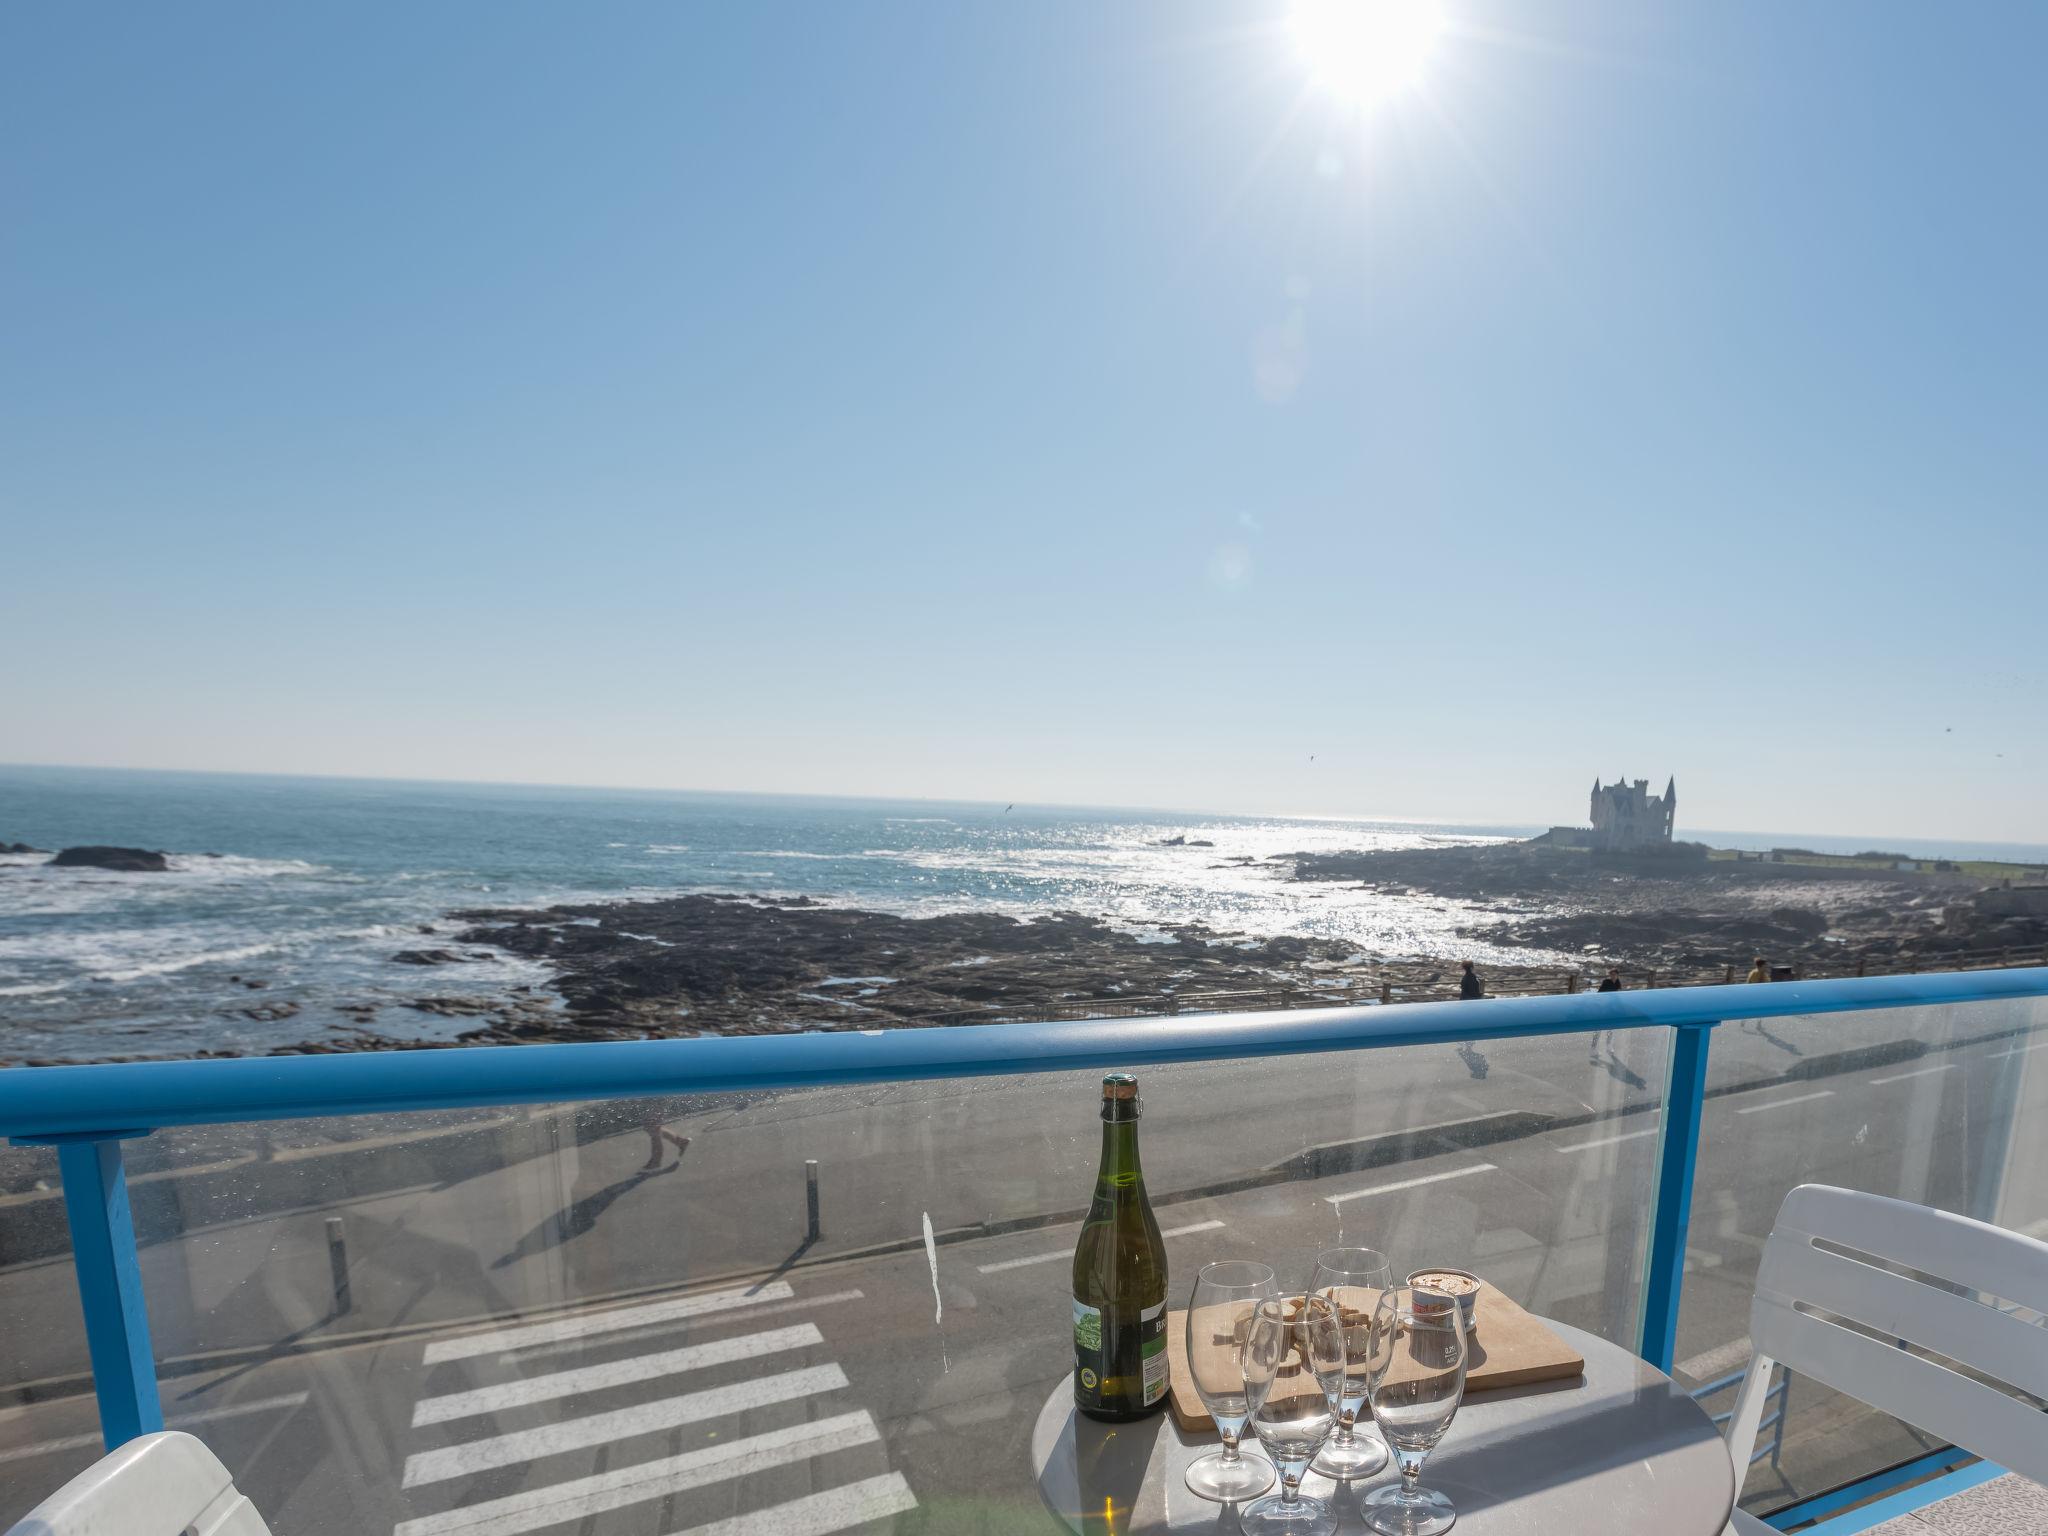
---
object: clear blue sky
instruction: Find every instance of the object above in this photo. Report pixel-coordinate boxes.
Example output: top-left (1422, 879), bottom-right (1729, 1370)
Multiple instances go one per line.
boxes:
top-left (4, 2), bottom-right (2043, 841)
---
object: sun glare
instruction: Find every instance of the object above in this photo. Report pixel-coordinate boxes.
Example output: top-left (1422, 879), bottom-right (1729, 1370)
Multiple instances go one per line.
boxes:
top-left (1289, 0), bottom-right (1445, 110)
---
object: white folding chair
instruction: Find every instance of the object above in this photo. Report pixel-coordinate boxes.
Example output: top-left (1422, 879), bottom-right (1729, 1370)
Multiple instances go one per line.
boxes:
top-left (4, 1431), bottom-right (269, 1536)
top-left (1722, 1184), bottom-right (2048, 1534)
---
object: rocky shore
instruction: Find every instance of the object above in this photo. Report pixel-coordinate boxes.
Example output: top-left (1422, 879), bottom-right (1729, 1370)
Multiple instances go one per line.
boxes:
top-left (1287, 842), bottom-right (2044, 975)
top-left (10, 832), bottom-right (2043, 1062)
top-left (430, 894), bottom-right (1500, 1043)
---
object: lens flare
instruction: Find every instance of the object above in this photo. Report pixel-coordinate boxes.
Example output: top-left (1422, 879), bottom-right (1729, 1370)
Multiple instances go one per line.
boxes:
top-left (1289, 0), bottom-right (1445, 109)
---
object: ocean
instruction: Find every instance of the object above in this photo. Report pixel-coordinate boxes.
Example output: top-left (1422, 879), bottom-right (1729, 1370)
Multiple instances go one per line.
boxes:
top-left (3, 765), bottom-right (2045, 1063)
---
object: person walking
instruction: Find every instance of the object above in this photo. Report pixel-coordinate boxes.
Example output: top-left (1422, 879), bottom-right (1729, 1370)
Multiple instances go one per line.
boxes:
top-left (1589, 965), bottom-right (1623, 1058)
top-left (1458, 961), bottom-right (1483, 1000)
top-left (1741, 955), bottom-right (1771, 1031)
top-left (640, 1111), bottom-right (692, 1172)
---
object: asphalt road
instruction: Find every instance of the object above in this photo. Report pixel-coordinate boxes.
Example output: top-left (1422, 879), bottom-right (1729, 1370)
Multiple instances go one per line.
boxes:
top-left (2, 997), bottom-right (2044, 1536)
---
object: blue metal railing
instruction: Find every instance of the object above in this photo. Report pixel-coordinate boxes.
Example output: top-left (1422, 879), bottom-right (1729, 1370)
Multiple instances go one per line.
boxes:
top-left (4, 966), bottom-right (2047, 1470)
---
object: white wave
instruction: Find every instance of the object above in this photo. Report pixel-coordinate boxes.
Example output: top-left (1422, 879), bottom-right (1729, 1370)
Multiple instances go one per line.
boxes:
top-left (0, 980), bottom-right (71, 998)
top-left (162, 853), bottom-right (326, 878)
top-left (92, 941), bottom-right (281, 983)
top-left (643, 844), bottom-right (691, 854)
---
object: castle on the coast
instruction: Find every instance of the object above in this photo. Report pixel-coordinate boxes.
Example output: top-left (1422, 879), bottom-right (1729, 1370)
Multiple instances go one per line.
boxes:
top-left (1543, 775), bottom-right (1678, 852)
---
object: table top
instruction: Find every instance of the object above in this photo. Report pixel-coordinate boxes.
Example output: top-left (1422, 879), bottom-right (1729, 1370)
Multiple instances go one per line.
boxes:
top-left (1031, 1318), bottom-right (1735, 1535)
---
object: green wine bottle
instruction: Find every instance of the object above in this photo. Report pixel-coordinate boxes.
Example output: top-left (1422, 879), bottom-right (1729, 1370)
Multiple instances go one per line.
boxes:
top-left (1072, 1071), bottom-right (1169, 1421)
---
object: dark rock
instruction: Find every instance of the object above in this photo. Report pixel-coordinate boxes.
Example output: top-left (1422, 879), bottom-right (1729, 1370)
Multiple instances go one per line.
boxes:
top-left (391, 949), bottom-right (475, 966)
top-left (48, 846), bottom-right (168, 872)
top-left (0, 842), bottom-right (48, 855)
top-left (1768, 907), bottom-right (1830, 939)
top-left (232, 1002), bottom-right (300, 1023)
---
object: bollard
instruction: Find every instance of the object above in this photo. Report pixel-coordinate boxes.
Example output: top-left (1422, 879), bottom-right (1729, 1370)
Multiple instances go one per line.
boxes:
top-left (1379, 979), bottom-right (1392, 1005)
top-left (1565, 972), bottom-right (1579, 995)
top-left (325, 1216), bottom-right (351, 1315)
top-left (805, 1160), bottom-right (821, 1243)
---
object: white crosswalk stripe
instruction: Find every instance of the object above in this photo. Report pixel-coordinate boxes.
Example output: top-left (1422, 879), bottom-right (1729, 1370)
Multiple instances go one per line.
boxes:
top-left (666, 1473), bottom-right (918, 1536)
top-left (423, 1282), bottom-right (795, 1364)
top-left (411, 1324), bottom-right (825, 1426)
top-left (402, 1364), bottom-right (851, 1486)
top-left (396, 1279), bottom-right (917, 1533)
top-left (392, 1412), bottom-right (884, 1536)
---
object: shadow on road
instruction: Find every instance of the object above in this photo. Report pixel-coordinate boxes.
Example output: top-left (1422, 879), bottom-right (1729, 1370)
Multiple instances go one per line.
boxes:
top-left (492, 1161), bottom-right (678, 1270)
top-left (748, 1236), bottom-right (817, 1294)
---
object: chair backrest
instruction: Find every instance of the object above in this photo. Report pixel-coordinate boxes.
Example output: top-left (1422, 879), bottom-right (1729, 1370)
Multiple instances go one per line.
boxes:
top-left (1724, 1184), bottom-right (2048, 1488)
top-left (4, 1432), bottom-right (270, 1536)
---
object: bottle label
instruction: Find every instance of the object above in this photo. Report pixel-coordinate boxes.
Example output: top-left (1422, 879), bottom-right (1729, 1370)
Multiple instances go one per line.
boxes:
top-left (1073, 1298), bottom-right (1168, 1411)
top-left (1073, 1298), bottom-right (1105, 1403)
top-left (1139, 1299), bottom-right (1168, 1405)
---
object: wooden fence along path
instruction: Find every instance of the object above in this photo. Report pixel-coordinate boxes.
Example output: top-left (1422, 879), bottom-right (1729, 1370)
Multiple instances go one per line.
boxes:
top-left (909, 941), bottom-right (2048, 1029)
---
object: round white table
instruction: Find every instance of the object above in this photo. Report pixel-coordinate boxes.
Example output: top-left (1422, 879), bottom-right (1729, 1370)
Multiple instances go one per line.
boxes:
top-left (1031, 1319), bottom-right (1734, 1535)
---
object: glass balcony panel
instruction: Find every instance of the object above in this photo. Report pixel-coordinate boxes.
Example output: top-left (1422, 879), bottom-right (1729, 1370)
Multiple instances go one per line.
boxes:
top-left (34, 1026), bottom-right (1666, 1536)
top-left (0, 1142), bottom-right (96, 1526)
top-left (1675, 995), bottom-right (2048, 1521)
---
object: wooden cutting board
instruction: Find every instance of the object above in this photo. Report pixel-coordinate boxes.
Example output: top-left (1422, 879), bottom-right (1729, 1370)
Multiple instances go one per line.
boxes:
top-left (1165, 1282), bottom-right (1584, 1435)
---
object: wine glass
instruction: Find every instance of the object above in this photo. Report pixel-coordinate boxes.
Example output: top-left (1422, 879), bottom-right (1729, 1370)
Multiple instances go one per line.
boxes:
top-left (1183, 1261), bottom-right (1279, 1502)
top-left (1362, 1286), bottom-right (1468, 1536)
top-left (1239, 1294), bottom-right (1346, 1535)
top-left (1307, 1246), bottom-right (1393, 1480)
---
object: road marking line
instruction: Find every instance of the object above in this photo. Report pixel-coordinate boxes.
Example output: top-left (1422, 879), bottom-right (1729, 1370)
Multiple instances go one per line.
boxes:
top-left (391, 1411), bottom-right (880, 1536)
top-left (423, 1282), bottom-right (796, 1364)
top-left (400, 1364), bottom-right (848, 1487)
top-left (1554, 1128), bottom-right (1659, 1154)
top-left (666, 1473), bottom-right (918, 1536)
top-left (1324, 1164), bottom-right (1495, 1206)
top-left (503, 1288), bottom-right (864, 1364)
top-left (976, 1219), bottom-right (1224, 1274)
top-left (1870, 1064), bottom-right (1955, 1086)
top-left (1735, 1090), bottom-right (1834, 1116)
top-left (0, 1392), bottom-right (310, 1465)
top-left (411, 1324), bottom-right (824, 1426)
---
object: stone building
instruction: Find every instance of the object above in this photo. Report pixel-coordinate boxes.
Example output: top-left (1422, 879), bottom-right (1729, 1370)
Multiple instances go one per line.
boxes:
top-left (1542, 776), bottom-right (1679, 851)
top-left (1589, 776), bottom-right (1678, 851)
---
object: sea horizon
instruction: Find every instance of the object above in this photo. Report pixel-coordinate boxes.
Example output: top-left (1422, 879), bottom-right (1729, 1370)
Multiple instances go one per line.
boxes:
top-left (7, 760), bottom-right (2045, 865)
top-left (5, 762), bottom-right (2047, 1065)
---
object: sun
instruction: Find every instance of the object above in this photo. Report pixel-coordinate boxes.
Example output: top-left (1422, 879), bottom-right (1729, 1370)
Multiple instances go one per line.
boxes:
top-left (1289, 0), bottom-right (1446, 110)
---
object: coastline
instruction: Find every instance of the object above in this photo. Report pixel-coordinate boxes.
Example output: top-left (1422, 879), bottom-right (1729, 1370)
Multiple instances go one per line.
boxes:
top-left (6, 765), bottom-right (2048, 1066)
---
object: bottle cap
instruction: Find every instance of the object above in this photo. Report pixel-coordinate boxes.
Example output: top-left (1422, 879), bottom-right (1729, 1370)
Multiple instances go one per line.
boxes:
top-left (1101, 1073), bottom-right (1139, 1101)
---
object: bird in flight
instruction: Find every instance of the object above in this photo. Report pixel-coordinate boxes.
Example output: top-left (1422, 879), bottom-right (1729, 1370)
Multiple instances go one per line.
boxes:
top-left (1004, 803), bottom-right (1014, 813)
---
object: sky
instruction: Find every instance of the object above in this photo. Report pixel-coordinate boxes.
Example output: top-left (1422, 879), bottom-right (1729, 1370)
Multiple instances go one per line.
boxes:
top-left (3, 2), bottom-right (2044, 841)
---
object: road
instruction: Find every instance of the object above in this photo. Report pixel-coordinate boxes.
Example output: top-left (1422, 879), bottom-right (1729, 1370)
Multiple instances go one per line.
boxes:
top-left (1, 996), bottom-right (2044, 1534)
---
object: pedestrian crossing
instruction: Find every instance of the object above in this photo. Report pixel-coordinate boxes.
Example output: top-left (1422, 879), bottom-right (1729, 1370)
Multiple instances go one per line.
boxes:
top-left (395, 1283), bottom-right (914, 1536)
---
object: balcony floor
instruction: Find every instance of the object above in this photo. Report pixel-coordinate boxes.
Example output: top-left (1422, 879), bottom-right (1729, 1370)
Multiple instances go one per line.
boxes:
top-left (1868, 1473), bottom-right (2048, 1533)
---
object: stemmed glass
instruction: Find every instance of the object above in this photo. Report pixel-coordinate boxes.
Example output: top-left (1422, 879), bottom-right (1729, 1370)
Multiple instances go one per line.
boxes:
top-left (1363, 1286), bottom-right (1468, 1536)
top-left (1239, 1294), bottom-right (1347, 1535)
top-left (1183, 1261), bottom-right (1279, 1502)
top-left (1307, 1247), bottom-right (1393, 1480)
